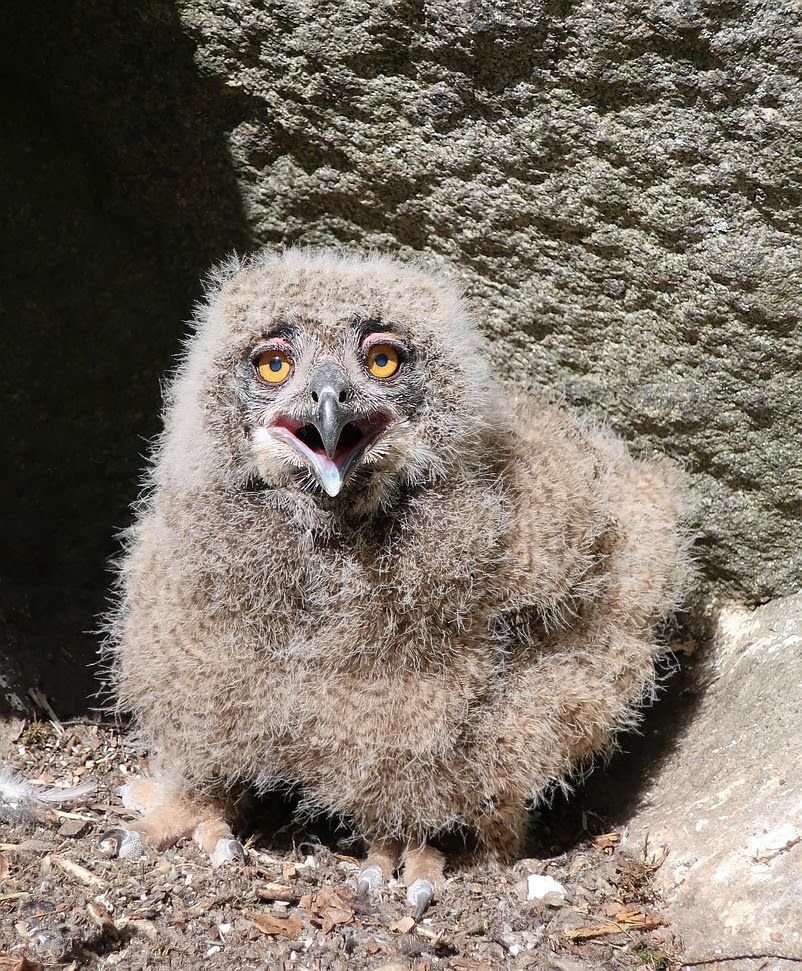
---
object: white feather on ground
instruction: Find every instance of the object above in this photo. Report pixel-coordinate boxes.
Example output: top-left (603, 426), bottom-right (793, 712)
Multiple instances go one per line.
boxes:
top-left (0, 763), bottom-right (94, 813)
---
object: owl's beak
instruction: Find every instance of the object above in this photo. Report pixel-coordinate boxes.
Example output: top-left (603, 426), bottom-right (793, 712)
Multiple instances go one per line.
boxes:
top-left (270, 409), bottom-right (391, 497)
top-left (315, 387), bottom-right (351, 463)
top-left (267, 371), bottom-right (392, 497)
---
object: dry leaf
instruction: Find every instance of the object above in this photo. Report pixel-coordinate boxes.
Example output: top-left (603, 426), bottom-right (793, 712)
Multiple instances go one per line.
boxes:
top-left (300, 888), bottom-right (355, 933)
top-left (364, 937), bottom-right (381, 954)
top-left (247, 911), bottom-right (302, 940)
top-left (0, 715), bottom-right (27, 751)
top-left (389, 915), bottom-right (416, 934)
top-left (0, 957), bottom-right (45, 971)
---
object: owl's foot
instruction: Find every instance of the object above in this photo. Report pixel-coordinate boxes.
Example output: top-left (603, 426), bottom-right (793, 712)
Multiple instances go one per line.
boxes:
top-left (402, 843), bottom-right (444, 920)
top-left (356, 838), bottom-right (403, 898)
top-left (100, 777), bottom-right (244, 868)
top-left (356, 839), bottom-right (444, 919)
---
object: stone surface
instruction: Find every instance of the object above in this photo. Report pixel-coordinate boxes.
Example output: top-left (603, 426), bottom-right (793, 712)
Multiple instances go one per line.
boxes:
top-left (623, 594), bottom-right (802, 965)
top-left (179, 0), bottom-right (802, 604)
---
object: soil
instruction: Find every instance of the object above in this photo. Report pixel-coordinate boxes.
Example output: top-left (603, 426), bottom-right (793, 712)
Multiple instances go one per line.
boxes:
top-left (0, 718), bottom-right (681, 970)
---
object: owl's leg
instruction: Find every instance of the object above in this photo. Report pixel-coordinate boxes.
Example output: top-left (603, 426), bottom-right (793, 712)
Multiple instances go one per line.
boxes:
top-left (356, 837), bottom-right (403, 898)
top-left (472, 793), bottom-right (528, 863)
top-left (100, 777), bottom-right (245, 867)
top-left (401, 842), bottom-right (445, 920)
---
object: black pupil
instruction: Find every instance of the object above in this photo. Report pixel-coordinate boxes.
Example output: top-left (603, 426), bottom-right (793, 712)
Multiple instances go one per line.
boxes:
top-left (269, 356), bottom-right (283, 372)
top-left (374, 352), bottom-right (389, 368)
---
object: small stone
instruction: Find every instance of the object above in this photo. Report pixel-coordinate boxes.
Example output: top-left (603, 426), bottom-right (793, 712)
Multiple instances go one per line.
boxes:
top-left (526, 874), bottom-right (567, 903)
top-left (57, 818), bottom-right (91, 838)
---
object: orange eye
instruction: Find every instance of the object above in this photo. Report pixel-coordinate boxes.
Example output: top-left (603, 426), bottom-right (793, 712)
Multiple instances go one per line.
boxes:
top-left (255, 349), bottom-right (292, 384)
top-left (366, 343), bottom-right (400, 380)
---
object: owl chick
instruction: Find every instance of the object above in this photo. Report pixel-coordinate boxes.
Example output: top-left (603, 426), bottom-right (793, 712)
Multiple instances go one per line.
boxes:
top-left (103, 249), bottom-right (688, 915)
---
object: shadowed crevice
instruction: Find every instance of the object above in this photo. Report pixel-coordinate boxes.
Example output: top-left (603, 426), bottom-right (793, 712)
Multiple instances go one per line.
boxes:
top-left (0, 1), bottom-right (252, 715)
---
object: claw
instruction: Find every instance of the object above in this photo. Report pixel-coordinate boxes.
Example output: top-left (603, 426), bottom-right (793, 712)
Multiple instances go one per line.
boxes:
top-left (406, 877), bottom-right (434, 920)
top-left (356, 863), bottom-right (383, 899)
top-left (99, 827), bottom-right (145, 859)
top-left (209, 837), bottom-right (245, 868)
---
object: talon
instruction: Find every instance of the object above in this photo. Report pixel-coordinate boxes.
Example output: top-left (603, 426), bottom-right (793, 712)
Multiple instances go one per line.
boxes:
top-left (99, 827), bottom-right (144, 859)
top-left (209, 837), bottom-right (245, 867)
top-left (406, 877), bottom-right (434, 920)
top-left (357, 863), bottom-right (383, 898)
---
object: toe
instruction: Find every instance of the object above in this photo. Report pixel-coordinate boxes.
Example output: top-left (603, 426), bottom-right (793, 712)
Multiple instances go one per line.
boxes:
top-left (356, 863), bottom-right (384, 898)
top-left (406, 877), bottom-right (435, 920)
top-left (209, 837), bottom-right (245, 868)
top-left (99, 827), bottom-right (145, 859)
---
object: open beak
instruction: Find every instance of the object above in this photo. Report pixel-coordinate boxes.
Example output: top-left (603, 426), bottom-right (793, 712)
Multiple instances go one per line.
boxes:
top-left (268, 370), bottom-right (392, 497)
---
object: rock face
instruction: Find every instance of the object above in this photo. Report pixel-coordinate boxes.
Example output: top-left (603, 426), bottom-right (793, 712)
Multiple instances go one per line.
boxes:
top-left (623, 594), bottom-right (802, 965)
top-left (180, 0), bottom-right (802, 604)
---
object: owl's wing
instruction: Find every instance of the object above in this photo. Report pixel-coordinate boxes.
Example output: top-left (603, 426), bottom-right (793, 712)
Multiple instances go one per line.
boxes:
top-left (498, 397), bottom-right (687, 628)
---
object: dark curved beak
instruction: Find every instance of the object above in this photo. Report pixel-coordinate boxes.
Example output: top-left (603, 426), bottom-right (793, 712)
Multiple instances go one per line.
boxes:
top-left (315, 388), bottom-right (349, 460)
top-left (267, 363), bottom-right (392, 498)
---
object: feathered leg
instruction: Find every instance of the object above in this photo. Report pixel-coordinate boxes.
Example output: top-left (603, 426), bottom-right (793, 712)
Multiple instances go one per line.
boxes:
top-left (402, 842), bottom-right (445, 920)
top-left (357, 837), bottom-right (403, 897)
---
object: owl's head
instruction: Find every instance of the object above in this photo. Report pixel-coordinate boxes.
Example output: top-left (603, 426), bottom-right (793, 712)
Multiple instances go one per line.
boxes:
top-left (159, 249), bottom-right (498, 513)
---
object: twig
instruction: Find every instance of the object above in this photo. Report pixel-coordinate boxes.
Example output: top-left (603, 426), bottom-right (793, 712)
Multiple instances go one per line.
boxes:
top-left (28, 687), bottom-right (64, 736)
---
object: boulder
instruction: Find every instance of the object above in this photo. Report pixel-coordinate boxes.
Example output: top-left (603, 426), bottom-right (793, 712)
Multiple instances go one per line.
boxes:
top-left (624, 594), bottom-right (802, 966)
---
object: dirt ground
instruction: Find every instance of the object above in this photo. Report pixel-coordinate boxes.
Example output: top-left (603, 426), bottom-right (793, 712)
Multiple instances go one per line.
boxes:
top-left (0, 718), bottom-right (682, 971)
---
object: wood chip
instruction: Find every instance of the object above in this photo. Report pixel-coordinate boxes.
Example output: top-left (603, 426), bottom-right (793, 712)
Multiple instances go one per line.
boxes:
top-left (256, 882), bottom-right (298, 903)
top-left (389, 916), bottom-right (415, 934)
top-left (87, 900), bottom-right (118, 938)
top-left (247, 911), bottom-right (302, 939)
top-left (53, 857), bottom-right (105, 887)
top-left (592, 832), bottom-right (621, 852)
top-left (15, 840), bottom-right (55, 854)
top-left (124, 919), bottom-right (159, 940)
top-left (564, 908), bottom-right (665, 941)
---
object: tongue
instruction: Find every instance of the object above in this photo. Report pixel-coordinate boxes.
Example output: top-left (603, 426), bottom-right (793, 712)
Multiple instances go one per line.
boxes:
top-left (312, 455), bottom-right (345, 497)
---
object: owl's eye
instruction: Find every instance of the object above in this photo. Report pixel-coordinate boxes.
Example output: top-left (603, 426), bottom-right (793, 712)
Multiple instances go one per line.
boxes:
top-left (365, 343), bottom-right (400, 380)
top-left (255, 349), bottom-right (292, 385)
